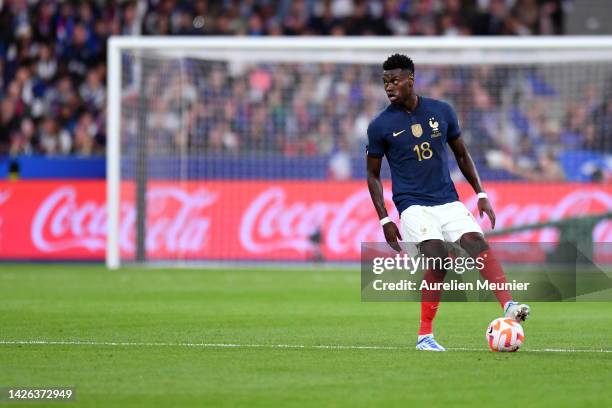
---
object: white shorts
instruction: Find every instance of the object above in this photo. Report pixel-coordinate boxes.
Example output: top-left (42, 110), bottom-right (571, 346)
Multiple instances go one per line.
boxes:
top-left (399, 201), bottom-right (483, 244)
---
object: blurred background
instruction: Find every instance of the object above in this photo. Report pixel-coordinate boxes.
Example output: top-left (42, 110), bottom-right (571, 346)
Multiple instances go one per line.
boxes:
top-left (1, 0), bottom-right (611, 179)
top-left (0, 0), bottom-right (610, 264)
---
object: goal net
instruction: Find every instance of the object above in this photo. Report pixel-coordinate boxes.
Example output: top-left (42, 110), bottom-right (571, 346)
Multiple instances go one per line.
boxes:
top-left (106, 37), bottom-right (612, 269)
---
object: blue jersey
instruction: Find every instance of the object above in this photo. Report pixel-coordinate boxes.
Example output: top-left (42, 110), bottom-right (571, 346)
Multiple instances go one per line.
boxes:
top-left (367, 96), bottom-right (461, 213)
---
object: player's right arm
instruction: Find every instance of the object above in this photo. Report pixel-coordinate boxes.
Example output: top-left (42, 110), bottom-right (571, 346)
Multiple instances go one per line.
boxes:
top-left (366, 122), bottom-right (402, 252)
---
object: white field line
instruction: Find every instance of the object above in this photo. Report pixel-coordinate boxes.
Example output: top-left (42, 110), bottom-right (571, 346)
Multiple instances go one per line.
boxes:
top-left (0, 340), bottom-right (610, 353)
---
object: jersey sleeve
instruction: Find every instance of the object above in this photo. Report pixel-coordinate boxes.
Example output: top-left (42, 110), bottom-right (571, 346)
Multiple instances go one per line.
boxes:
top-left (366, 121), bottom-right (385, 158)
top-left (446, 103), bottom-right (461, 141)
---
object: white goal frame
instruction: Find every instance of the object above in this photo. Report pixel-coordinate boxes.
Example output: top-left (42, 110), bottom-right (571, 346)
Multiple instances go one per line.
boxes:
top-left (106, 36), bottom-right (612, 269)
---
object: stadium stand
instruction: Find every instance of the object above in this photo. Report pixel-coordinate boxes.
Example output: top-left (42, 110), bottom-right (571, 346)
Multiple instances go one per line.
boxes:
top-left (0, 0), bottom-right (610, 182)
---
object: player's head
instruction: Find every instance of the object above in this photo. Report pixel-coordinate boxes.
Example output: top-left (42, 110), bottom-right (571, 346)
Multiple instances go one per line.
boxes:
top-left (382, 54), bottom-right (415, 104)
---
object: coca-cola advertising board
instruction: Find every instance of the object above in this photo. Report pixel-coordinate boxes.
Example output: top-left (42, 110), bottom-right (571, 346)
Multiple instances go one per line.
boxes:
top-left (0, 181), bottom-right (610, 261)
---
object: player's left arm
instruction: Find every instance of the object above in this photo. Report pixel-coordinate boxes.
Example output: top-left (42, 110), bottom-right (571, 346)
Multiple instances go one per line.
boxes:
top-left (448, 136), bottom-right (496, 229)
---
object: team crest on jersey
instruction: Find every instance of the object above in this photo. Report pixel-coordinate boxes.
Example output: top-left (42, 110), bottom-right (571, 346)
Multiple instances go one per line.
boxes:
top-left (411, 124), bottom-right (423, 138)
top-left (429, 117), bottom-right (441, 137)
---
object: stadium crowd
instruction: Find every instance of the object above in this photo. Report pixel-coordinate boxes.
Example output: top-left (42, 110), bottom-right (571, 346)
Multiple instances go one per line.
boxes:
top-left (0, 0), bottom-right (609, 182)
top-left (128, 59), bottom-right (610, 178)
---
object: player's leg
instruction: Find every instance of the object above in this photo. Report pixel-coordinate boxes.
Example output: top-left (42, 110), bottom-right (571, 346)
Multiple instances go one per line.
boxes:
top-left (459, 232), bottom-right (530, 321)
top-left (439, 201), bottom-right (530, 321)
top-left (459, 232), bottom-right (511, 306)
top-left (399, 206), bottom-right (447, 351)
top-left (416, 239), bottom-right (448, 351)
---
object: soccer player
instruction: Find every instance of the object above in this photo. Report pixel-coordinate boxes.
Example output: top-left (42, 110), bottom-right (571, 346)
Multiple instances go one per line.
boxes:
top-left (366, 54), bottom-right (530, 351)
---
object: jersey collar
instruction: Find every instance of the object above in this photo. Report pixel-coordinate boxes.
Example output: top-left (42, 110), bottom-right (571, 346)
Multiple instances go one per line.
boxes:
top-left (388, 95), bottom-right (421, 113)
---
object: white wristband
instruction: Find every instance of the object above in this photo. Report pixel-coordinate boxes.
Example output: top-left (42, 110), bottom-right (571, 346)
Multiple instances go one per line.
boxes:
top-left (477, 192), bottom-right (488, 199)
top-left (379, 217), bottom-right (392, 226)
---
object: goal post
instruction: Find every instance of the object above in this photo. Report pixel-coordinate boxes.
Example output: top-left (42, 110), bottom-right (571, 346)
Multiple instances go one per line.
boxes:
top-left (106, 36), bottom-right (612, 269)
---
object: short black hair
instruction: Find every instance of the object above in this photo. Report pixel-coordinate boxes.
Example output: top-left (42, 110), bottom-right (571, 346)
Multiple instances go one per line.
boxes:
top-left (382, 54), bottom-right (414, 73)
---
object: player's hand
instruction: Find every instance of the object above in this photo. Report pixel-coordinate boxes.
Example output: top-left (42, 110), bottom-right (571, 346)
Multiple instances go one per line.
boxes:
top-left (478, 198), bottom-right (496, 229)
top-left (382, 222), bottom-right (402, 252)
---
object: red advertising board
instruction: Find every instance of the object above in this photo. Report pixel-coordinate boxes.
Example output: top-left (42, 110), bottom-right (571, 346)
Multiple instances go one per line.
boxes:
top-left (0, 181), bottom-right (610, 261)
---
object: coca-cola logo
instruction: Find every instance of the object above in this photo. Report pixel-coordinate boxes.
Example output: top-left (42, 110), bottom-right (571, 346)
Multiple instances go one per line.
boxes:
top-left (2, 181), bottom-right (609, 261)
top-left (241, 186), bottom-right (611, 256)
top-left (239, 187), bottom-right (396, 254)
top-left (126, 187), bottom-right (217, 253)
top-left (326, 189), bottom-right (396, 254)
top-left (31, 186), bottom-right (217, 254)
top-left (32, 187), bottom-right (106, 252)
top-left (465, 189), bottom-right (612, 242)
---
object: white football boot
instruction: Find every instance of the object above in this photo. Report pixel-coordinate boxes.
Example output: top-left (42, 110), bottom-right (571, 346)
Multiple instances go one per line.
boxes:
top-left (504, 301), bottom-right (530, 322)
top-left (415, 334), bottom-right (446, 351)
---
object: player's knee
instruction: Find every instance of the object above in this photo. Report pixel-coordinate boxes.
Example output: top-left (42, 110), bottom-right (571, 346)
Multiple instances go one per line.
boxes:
top-left (419, 239), bottom-right (448, 272)
top-left (459, 233), bottom-right (489, 257)
top-left (419, 239), bottom-right (447, 258)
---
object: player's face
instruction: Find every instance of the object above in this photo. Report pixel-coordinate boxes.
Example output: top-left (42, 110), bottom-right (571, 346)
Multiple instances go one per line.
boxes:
top-left (382, 69), bottom-right (414, 104)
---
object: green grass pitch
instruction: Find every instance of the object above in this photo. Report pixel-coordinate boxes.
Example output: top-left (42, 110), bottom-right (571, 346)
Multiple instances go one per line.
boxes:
top-left (1, 264), bottom-right (611, 407)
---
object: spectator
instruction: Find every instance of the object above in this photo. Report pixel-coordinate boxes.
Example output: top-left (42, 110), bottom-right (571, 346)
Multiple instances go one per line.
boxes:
top-left (36, 42), bottom-right (57, 82)
top-left (73, 112), bottom-right (100, 155)
top-left (588, 99), bottom-right (612, 153)
top-left (0, 97), bottom-right (20, 154)
top-left (309, 1), bottom-right (340, 35)
top-left (79, 68), bottom-right (105, 113)
top-left (38, 117), bottom-right (71, 155)
top-left (9, 116), bottom-right (36, 155)
top-left (501, 149), bottom-right (565, 182)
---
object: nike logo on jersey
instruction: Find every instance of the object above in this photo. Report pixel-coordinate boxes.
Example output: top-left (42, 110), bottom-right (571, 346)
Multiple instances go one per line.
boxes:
top-left (392, 129), bottom-right (406, 137)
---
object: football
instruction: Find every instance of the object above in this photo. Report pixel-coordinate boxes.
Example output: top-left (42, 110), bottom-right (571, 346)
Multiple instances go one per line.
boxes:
top-left (486, 317), bottom-right (525, 352)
